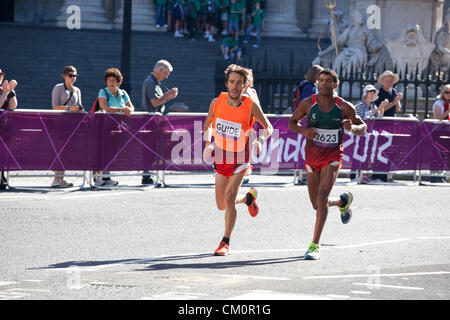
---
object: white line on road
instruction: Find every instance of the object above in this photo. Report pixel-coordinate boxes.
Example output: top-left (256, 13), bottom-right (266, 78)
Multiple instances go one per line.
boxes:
top-left (5, 288), bottom-right (51, 293)
top-left (0, 282), bottom-right (16, 287)
top-left (353, 283), bottom-right (424, 290)
top-left (350, 290), bottom-right (371, 295)
top-left (415, 236), bottom-right (450, 240)
top-left (302, 271), bottom-right (450, 280)
top-left (212, 274), bottom-right (290, 281)
top-left (229, 290), bottom-right (332, 300)
top-left (332, 238), bottom-right (412, 249)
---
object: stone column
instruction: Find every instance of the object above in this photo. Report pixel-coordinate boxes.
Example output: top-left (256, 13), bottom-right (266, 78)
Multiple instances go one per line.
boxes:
top-left (296, 0), bottom-right (313, 33)
top-left (56, 0), bottom-right (111, 29)
top-left (115, 0), bottom-right (156, 31)
top-left (262, 0), bottom-right (306, 38)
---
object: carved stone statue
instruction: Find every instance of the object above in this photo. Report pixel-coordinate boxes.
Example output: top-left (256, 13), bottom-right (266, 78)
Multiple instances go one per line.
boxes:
top-left (313, 9), bottom-right (383, 74)
top-left (327, 10), bottom-right (346, 46)
top-left (385, 24), bottom-right (435, 75)
top-left (430, 9), bottom-right (450, 73)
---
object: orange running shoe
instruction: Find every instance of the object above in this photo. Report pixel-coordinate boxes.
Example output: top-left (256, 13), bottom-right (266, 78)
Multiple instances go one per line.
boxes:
top-left (246, 188), bottom-right (259, 218)
top-left (214, 241), bottom-right (230, 256)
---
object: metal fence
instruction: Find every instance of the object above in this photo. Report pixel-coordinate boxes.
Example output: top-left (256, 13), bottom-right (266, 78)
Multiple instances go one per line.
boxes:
top-left (214, 50), bottom-right (450, 118)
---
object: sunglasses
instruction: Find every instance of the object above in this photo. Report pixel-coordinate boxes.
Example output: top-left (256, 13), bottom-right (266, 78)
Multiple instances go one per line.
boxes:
top-left (444, 91), bottom-right (450, 94)
top-left (67, 74), bottom-right (78, 78)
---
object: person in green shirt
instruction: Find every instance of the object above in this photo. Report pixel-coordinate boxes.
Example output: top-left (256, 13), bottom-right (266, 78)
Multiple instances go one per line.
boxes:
top-left (243, 1), bottom-right (265, 48)
top-left (156, 0), bottom-right (168, 28)
top-left (239, 0), bottom-right (247, 36)
top-left (228, 0), bottom-right (241, 38)
top-left (173, 0), bottom-right (186, 38)
top-left (185, 0), bottom-right (200, 40)
top-left (219, 0), bottom-right (230, 35)
top-left (221, 35), bottom-right (242, 60)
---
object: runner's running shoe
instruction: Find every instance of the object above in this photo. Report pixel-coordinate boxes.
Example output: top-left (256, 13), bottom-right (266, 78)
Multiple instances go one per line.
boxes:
top-left (246, 188), bottom-right (259, 217)
top-left (214, 241), bottom-right (230, 256)
top-left (304, 242), bottom-right (320, 260)
top-left (339, 192), bottom-right (353, 224)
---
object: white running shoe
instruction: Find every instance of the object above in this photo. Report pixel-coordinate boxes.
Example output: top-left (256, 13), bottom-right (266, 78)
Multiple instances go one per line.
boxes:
top-left (304, 242), bottom-right (320, 260)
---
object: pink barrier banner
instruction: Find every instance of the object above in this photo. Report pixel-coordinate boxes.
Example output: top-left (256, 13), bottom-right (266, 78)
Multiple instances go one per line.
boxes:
top-left (0, 110), bottom-right (449, 172)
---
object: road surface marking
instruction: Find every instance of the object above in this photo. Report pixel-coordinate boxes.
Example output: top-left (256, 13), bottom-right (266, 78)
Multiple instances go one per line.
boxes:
top-left (333, 238), bottom-right (411, 249)
top-left (353, 283), bottom-right (424, 290)
top-left (229, 290), bottom-right (332, 300)
top-left (302, 271), bottom-right (450, 280)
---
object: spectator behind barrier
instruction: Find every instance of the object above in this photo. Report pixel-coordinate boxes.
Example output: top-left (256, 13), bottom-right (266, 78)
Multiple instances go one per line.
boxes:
top-left (141, 60), bottom-right (178, 185)
top-left (142, 59), bottom-right (178, 114)
top-left (50, 66), bottom-right (84, 188)
top-left (94, 67), bottom-right (135, 188)
top-left (433, 84), bottom-right (450, 121)
top-left (374, 70), bottom-right (402, 117)
top-left (430, 84), bottom-right (450, 183)
top-left (291, 64), bottom-right (323, 112)
top-left (243, 1), bottom-right (265, 48)
top-left (355, 84), bottom-right (387, 120)
top-left (350, 84), bottom-right (388, 183)
top-left (0, 68), bottom-right (18, 190)
top-left (372, 70), bottom-right (403, 183)
top-left (0, 68), bottom-right (17, 111)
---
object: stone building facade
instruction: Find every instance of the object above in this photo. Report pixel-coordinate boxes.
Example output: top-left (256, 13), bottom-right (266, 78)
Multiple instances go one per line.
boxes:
top-left (11, 0), bottom-right (447, 41)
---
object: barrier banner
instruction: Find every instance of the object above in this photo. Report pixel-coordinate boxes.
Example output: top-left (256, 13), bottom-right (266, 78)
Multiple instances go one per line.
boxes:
top-left (0, 111), bottom-right (449, 172)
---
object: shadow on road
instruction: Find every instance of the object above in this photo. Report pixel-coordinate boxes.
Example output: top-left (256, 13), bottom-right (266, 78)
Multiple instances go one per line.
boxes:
top-left (30, 252), bottom-right (306, 271)
top-left (135, 254), bottom-right (306, 271)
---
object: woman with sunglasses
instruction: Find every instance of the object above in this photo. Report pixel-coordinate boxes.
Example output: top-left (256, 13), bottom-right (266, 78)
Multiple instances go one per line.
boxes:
top-left (433, 84), bottom-right (450, 121)
top-left (50, 66), bottom-right (84, 188)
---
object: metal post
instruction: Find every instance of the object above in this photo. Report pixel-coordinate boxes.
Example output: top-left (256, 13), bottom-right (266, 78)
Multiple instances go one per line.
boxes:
top-left (121, 0), bottom-right (132, 94)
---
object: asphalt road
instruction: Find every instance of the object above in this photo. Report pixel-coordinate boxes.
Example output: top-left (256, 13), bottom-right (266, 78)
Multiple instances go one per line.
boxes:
top-left (0, 173), bottom-right (449, 302)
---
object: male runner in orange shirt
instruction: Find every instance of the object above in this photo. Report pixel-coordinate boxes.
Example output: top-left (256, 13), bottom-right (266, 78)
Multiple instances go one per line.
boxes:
top-left (203, 64), bottom-right (273, 256)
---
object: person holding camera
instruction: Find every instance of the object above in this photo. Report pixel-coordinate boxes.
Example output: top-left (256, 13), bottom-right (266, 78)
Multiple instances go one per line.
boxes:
top-left (50, 66), bottom-right (84, 188)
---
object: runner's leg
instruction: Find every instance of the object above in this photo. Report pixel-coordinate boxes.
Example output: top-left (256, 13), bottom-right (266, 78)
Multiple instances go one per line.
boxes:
top-left (312, 165), bottom-right (340, 244)
top-left (215, 173), bottom-right (229, 211)
top-left (307, 171), bottom-right (321, 211)
top-left (223, 171), bottom-right (246, 238)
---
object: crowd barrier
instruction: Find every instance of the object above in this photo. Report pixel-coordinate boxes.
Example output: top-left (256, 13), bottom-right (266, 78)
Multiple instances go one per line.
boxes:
top-left (0, 110), bottom-right (448, 187)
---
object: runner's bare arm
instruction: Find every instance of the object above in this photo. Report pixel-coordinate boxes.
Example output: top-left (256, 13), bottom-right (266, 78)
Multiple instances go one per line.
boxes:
top-left (288, 97), bottom-right (317, 140)
top-left (203, 98), bottom-right (217, 144)
top-left (341, 99), bottom-right (367, 136)
top-left (251, 101), bottom-right (273, 142)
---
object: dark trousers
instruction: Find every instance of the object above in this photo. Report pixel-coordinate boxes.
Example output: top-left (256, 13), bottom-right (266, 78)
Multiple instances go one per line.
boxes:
top-left (0, 171), bottom-right (7, 189)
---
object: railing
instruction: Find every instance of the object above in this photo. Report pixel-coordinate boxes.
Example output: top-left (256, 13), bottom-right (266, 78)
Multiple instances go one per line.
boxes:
top-left (214, 50), bottom-right (450, 118)
top-left (1, 110), bottom-right (448, 172)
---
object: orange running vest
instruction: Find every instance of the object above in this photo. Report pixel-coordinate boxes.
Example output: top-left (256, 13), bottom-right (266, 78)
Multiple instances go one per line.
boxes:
top-left (212, 92), bottom-right (253, 153)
